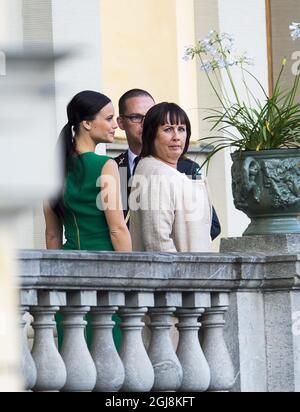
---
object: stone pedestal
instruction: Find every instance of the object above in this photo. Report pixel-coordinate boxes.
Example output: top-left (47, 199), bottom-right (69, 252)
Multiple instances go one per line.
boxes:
top-left (220, 234), bottom-right (300, 392)
top-left (220, 234), bottom-right (300, 254)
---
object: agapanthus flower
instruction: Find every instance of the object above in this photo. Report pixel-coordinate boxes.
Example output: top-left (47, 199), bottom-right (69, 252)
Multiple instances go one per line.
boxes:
top-left (204, 43), bottom-right (220, 56)
top-left (214, 57), bottom-right (235, 69)
top-left (200, 60), bottom-right (214, 72)
top-left (236, 53), bottom-right (255, 66)
top-left (220, 32), bottom-right (234, 43)
top-left (219, 33), bottom-right (234, 51)
top-left (183, 25), bottom-right (300, 155)
top-left (183, 46), bottom-right (195, 61)
top-left (290, 22), bottom-right (300, 40)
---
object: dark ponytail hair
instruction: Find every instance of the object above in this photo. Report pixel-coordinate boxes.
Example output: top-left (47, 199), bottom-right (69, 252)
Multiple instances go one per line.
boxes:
top-left (51, 90), bottom-right (111, 218)
top-left (59, 90), bottom-right (111, 175)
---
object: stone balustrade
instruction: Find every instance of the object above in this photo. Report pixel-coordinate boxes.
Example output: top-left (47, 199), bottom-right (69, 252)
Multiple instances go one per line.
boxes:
top-left (18, 245), bottom-right (300, 392)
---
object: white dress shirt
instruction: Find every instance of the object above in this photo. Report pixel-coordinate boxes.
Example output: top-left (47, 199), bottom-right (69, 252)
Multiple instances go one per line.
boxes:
top-left (128, 148), bottom-right (138, 177)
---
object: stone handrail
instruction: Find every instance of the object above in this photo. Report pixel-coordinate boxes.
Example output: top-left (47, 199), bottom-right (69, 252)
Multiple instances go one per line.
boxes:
top-left (18, 249), bottom-right (300, 392)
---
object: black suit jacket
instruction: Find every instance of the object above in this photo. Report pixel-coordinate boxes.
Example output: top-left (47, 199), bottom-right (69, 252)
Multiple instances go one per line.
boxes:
top-left (114, 151), bottom-right (221, 240)
top-left (114, 151), bottom-right (131, 219)
top-left (177, 157), bottom-right (221, 240)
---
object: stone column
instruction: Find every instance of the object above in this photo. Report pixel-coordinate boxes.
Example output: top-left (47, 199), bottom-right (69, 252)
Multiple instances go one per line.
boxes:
top-left (193, 0), bottom-right (268, 244)
top-left (119, 292), bottom-right (155, 392)
top-left (20, 290), bottom-right (37, 391)
top-left (176, 292), bottom-right (211, 392)
top-left (148, 292), bottom-right (183, 391)
top-left (202, 292), bottom-right (234, 391)
top-left (60, 291), bottom-right (97, 392)
top-left (20, 0), bottom-right (106, 249)
top-left (264, 290), bottom-right (300, 392)
top-left (20, 308), bottom-right (37, 391)
top-left (90, 292), bottom-right (125, 392)
top-left (30, 291), bottom-right (67, 392)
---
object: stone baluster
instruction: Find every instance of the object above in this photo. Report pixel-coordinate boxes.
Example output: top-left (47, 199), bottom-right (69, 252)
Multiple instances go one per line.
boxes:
top-left (119, 292), bottom-right (155, 392)
top-left (148, 292), bottom-right (183, 391)
top-left (176, 292), bottom-right (211, 392)
top-left (60, 291), bottom-right (97, 392)
top-left (90, 291), bottom-right (125, 392)
top-left (30, 291), bottom-right (67, 391)
top-left (20, 290), bottom-right (38, 391)
top-left (201, 292), bottom-right (235, 391)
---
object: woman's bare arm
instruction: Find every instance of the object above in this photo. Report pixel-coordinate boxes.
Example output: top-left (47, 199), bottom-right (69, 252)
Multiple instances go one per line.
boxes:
top-left (43, 202), bottom-right (63, 249)
top-left (100, 159), bottom-right (132, 252)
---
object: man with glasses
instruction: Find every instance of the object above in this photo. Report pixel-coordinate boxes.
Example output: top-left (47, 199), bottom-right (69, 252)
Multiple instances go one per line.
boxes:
top-left (115, 89), bottom-right (221, 240)
top-left (115, 89), bottom-right (154, 224)
top-left (116, 89), bottom-right (154, 177)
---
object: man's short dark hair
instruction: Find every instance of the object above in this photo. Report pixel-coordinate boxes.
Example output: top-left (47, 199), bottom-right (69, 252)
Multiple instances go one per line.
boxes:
top-left (118, 89), bottom-right (154, 115)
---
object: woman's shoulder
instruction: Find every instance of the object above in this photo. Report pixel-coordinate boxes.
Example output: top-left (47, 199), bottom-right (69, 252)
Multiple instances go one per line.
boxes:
top-left (138, 156), bottom-right (169, 170)
top-left (138, 156), bottom-right (184, 178)
top-left (80, 152), bottom-right (111, 165)
top-left (74, 153), bottom-right (113, 177)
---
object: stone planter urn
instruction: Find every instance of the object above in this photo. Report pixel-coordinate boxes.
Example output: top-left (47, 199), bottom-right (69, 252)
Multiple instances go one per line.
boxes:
top-left (231, 148), bottom-right (300, 236)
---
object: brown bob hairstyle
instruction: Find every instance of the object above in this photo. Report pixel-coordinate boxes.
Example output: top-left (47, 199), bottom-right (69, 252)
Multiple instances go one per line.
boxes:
top-left (140, 102), bottom-right (191, 158)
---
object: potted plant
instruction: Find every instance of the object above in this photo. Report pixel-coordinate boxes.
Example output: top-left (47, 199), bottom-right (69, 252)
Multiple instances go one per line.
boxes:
top-left (184, 26), bottom-right (300, 236)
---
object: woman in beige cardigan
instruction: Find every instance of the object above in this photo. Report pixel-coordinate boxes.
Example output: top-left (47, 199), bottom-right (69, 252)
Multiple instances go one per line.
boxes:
top-left (129, 102), bottom-right (212, 252)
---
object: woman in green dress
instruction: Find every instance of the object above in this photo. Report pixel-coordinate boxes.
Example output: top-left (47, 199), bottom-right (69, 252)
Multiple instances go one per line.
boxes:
top-left (44, 90), bottom-right (132, 349)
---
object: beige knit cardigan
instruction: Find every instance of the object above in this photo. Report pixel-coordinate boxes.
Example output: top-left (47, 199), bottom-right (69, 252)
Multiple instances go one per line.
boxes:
top-left (129, 156), bottom-right (212, 252)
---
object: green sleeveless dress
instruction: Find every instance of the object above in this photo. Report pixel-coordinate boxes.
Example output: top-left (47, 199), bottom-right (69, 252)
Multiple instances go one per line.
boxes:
top-left (62, 152), bottom-right (113, 251)
top-left (56, 152), bottom-right (121, 350)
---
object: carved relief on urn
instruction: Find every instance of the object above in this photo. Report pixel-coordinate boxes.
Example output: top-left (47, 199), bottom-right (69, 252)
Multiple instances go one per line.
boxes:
top-left (231, 149), bottom-right (300, 235)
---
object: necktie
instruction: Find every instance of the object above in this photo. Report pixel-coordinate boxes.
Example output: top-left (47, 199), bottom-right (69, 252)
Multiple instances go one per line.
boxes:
top-left (132, 156), bottom-right (140, 175)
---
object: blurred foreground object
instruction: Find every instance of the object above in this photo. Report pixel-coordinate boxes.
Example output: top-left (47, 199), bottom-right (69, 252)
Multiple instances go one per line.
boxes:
top-left (0, 223), bottom-right (21, 391)
top-left (0, 49), bottom-right (62, 207)
top-left (0, 48), bottom-right (64, 391)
